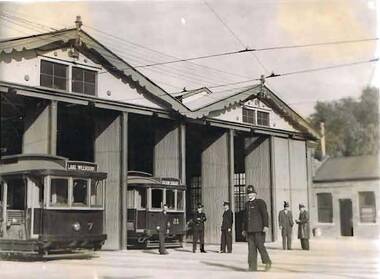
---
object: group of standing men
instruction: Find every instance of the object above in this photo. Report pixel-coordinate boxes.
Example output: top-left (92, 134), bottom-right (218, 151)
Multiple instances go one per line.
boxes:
top-left (156, 184), bottom-right (310, 272)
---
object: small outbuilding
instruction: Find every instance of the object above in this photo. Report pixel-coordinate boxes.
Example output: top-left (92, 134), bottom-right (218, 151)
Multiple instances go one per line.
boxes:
top-left (311, 155), bottom-right (380, 238)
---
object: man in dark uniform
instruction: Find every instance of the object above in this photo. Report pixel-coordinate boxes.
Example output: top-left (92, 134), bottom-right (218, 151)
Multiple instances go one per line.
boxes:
top-left (192, 203), bottom-right (207, 253)
top-left (242, 185), bottom-right (272, 272)
top-left (220, 201), bottom-right (233, 253)
top-left (278, 201), bottom-right (294, 250)
top-left (156, 204), bottom-right (170, 255)
top-left (296, 203), bottom-right (310, 250)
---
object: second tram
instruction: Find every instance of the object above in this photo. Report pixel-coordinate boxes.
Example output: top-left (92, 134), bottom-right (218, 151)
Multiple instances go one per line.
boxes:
top-left (127, 171), bottom-right (186, 248)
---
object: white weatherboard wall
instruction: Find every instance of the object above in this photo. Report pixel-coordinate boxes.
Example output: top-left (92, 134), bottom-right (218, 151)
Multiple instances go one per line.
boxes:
top-left (313, 180), bottom-right (380, 239)
top-left (0, 49), bottom-right (165, 109)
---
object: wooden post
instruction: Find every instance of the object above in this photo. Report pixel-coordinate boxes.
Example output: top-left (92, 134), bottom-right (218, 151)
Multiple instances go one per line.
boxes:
top-left (245, 136), bottom-right (273, 241)
top-left (228, 129), bottom-right (235, 242)
top-left (201, 129), bottom-right (229, 244)
top-left (154, 120), bottom-right (180, 179)
top-left (94, 110), bottom-right (122, 250)
top-left (120, 112), bottom-right (128, 249)
top-left (23, 100), bottom-right (57, 154)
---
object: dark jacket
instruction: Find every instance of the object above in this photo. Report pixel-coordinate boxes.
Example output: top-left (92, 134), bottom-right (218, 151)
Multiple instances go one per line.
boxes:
top-left (296, 210), bottom-right (310, 239)
top-left (221, 209), bottom-right (233, 230)
top-left (157, 211), bottom-right (170, 234)
top-left (192, 212), bottom-right (207, 231)
top-left (278, 209), bottom-right (294, 229)
top-left (243, 198), bottom-right (269, 232)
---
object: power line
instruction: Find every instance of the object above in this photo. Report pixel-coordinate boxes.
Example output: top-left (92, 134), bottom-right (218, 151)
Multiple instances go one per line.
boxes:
top-left (83, 24), bottom-right (250, 81)
top-left (203, 1), bottom-right (269, 74)
top-left (265, 58), bottom-right (379, 79)
top-left (114, 37), bottom-right (377, 69)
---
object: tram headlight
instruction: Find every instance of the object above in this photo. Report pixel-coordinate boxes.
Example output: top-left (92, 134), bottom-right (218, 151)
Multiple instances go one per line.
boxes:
top-left (72, 222), bottom-right (81, 232)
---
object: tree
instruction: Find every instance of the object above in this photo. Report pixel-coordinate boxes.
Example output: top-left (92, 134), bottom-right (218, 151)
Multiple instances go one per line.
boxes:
top-left (309, 87), bottom-right (379, 158)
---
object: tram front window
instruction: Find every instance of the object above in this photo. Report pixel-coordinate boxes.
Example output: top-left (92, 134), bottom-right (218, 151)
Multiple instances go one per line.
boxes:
top-left (151, 189), bottom-right (163, 209)
top-left (50, 178), bottom-right (68, 207)
top-left (166, 190), bottom-right (175, 209)
top-left (73, 179), bottom-right (88, 206)
top-left (136, 188), bottom-right (146, 209)
top-left (177, 191), bottom-right (184, 210)
top-left (90, 180), bottom-right (103, 208)
top-left (7, 178), bottom-right (26, 210)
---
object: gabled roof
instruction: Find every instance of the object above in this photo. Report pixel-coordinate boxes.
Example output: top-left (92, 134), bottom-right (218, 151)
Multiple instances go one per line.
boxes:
top-left (0, 28), bottom-right (319, 139)
top-left (0, 28), bottom-right (189, 114)
top-left (186, 84), bottom-right (320, 139)
top-left (313, 155), bottom-right (380, 183)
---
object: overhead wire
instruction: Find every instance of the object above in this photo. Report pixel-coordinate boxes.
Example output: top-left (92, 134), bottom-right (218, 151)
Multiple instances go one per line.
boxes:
top-left (0, 9), bottom-right (378, 113)
top-left (203, 0), bottom-right (269, 74)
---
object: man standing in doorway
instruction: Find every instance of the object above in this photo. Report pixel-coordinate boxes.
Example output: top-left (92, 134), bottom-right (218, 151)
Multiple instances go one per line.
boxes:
top-left (296, 204), bottom-right (310, 250)
top-left (242, 185), bottom-right (272, 272)
top-left (156, 204), bottom-right (170, 255)
top-left (278, 201), bottom-right (294, 250)
top-left (220, 201), bottom-right (233, 253)
top-left (192, 203), bottom-right (207, 253)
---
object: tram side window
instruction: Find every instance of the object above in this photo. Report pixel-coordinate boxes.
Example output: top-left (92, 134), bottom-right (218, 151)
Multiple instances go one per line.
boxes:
top-left (90, 180), bottom-right (103, 208)
top-left (73, 179), bottom-right (88, 206)
top-left (7, 178), bottom-right (26, 210)
top-left (50, 178), bottom-right (68, 207)
top-left (136, 188), bottom-right (146, 209)
top-left (151, 189), bottom-right (163, 209)
top-left (177, 191), bottom-right (184, 211)
top-left (166, 190), bottom-right (175, 209)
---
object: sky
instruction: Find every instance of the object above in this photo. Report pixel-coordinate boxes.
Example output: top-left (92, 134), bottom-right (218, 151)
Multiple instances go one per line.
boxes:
top-left (0, 0), bottom-right (378, 117)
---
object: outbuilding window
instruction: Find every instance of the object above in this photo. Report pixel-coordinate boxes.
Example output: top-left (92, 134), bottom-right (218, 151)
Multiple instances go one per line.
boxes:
top-left (317, 193), bottom-right (333, 223)
top-left (359, 191), bottom-right (376, 223)
top-left (40, 60), bottom-right (68, 90)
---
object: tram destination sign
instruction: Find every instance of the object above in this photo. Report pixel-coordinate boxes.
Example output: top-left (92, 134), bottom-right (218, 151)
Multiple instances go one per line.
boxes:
top-left (67, 161), bottom-right (98, 172)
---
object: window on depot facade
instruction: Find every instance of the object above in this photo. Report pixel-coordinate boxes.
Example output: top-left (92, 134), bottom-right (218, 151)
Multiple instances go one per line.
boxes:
top-left (72, 67), bottom-right (97, 96)
top-left (257, 111), bottom-right (270, 126)
top-left (242, 108), bottom-right (255, 124)
top-left (40, 60), bottom-right (68, 90)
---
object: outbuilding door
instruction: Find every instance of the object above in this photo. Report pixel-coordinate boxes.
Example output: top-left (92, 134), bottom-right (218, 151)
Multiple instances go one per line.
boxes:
top-left (339, 199), bottom-right (353, 236)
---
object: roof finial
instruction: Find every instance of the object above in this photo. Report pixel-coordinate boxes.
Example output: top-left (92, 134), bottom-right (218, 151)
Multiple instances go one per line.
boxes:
top-left (259, 74), bottom-right (267, 98)
top-left (75, 15), bottom-right (82, 30)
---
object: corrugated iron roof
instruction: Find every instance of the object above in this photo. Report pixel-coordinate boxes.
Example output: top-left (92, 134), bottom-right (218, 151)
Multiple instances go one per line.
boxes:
top-left (313, 155), bottom-right (380, 182)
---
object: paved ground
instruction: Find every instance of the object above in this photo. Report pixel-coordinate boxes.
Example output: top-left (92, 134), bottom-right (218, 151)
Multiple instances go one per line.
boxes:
top-left (0, 238), bottom-right (379, 279)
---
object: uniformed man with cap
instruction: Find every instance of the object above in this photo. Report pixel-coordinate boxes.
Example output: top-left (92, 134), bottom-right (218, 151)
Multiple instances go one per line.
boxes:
top-left (192, 203), bottom-right (207, 253)
top-left (220, 201), bottom-right (233, 253)
top-left (156, 204), bottom-right (170, 255)
top-left (278, 201), bottom-right (294, 250)
top-left (242, 185), bottom-right (272, 272)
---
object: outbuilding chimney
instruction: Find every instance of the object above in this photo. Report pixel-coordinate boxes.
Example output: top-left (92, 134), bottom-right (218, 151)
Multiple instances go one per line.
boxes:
top-left (320, 122), bottom-right (326, 158)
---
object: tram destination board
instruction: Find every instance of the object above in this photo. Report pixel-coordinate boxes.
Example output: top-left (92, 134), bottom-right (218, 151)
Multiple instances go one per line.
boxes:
top-left (66, 161), bottom-right (98, 172)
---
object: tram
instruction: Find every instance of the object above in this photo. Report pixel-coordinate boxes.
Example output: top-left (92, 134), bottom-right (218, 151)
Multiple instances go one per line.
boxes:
top-left (127, 171), bottom-right (186, 248)
top-left (0, 154), bottom-right (107, 255)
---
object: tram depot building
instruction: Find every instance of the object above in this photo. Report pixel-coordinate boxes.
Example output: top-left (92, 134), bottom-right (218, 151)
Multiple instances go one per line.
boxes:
top-left (0, 25), bottom-right (320, 250)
